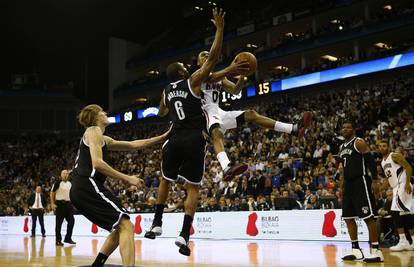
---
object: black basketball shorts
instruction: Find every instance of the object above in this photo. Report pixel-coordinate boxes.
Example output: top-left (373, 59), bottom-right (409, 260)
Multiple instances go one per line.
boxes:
top-left (70, 176), bottom-right (129, 232)
top-left (342, 176), bottom-right (377, 220)
top-left (161, 129), bottom-right (207, 185)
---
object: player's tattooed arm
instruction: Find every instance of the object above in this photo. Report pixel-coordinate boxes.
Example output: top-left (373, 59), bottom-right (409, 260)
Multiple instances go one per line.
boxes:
top-left (104, 126), bottom-right (171, 151)
top-left (391, 152), bottom-right (413, 194)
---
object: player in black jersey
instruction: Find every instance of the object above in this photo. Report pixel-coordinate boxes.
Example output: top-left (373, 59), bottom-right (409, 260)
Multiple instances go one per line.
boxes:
top-left (338, 122), bottom-right (383, 263)
top-left (70, 104), bottom-right (170, 267)
top-left (144, 8), bottom-right (230, 257)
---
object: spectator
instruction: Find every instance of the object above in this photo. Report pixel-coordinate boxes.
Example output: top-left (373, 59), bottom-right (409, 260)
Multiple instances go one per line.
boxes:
top-left (28, 186), bottom-right (47, 237)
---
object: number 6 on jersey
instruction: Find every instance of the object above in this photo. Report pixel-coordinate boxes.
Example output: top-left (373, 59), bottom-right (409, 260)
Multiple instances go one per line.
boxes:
top-left (174, 100), bottom-right (186, 120)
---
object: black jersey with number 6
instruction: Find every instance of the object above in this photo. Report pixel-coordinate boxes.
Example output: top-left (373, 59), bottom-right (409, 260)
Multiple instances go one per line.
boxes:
top-left (163, 79), bottom-right (205, 130)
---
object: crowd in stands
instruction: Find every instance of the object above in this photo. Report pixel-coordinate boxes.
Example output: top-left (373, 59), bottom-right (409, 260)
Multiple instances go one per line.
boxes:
top-left (119, 2), bottom-right (414, 92)
top-left (1, 75), bottom-right (413, 218)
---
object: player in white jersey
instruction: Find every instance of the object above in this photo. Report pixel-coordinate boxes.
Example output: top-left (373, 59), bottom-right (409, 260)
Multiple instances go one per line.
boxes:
top-left (379, 140), bottom-right (414, 251)
top-left (196, 51), bottom-right (312, 181)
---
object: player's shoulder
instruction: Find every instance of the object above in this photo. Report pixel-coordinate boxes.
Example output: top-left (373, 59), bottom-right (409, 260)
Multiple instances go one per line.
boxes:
top-left (390, 152), bottom-right (403, 160)
top-left (85, 126), bottom-right (102, 134)
top-left (354, 137), bottom-right (367, 147)
top-left (84, 127), bottom-right (104, 142)
top-left (354, 137), bottom-right (365, 143)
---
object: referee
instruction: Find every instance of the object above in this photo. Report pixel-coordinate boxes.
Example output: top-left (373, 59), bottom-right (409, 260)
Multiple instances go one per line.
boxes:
top-left (51, 169), bottom-right (76, 246)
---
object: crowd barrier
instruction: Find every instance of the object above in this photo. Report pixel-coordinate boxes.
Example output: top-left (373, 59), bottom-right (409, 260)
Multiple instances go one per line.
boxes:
top-left (0, 210), bottom-right (370, 241)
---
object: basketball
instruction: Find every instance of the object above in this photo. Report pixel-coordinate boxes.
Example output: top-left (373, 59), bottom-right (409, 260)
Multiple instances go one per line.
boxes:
top-left (234, 52), bottom-right (257, 76)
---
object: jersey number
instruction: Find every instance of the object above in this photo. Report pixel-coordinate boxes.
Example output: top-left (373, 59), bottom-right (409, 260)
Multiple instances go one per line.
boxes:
top-left (212, 91), bottom-right (219, 102)
top-left (174, 101), bottom-right (186, 120)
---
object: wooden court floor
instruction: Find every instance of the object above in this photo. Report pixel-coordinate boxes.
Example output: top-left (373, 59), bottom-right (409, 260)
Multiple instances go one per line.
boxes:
top-left (0, 235), bottom-right (412, 267)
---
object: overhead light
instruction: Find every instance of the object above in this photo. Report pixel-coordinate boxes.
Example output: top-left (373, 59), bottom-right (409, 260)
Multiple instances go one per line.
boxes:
top-left (234, 75), bottom-right (249, 80)
top-left (195, 6), bottom-right (203, 11)
top-left (147, 70), bottom-right (159, 75)
top-left (374, 42), bottom-right (392, 49)
top-left (338, 25), bottom-right (343, 30)
top-left (135, 98), bottom-right (147, 103)
top-left (246, 43), bottom-right (258, 48)
top-left (285, 32), bottom-right (293, 37)
top-left (383, 5), bottom-right (392, 10)
top-left (273, 66), bottom-right (289, 71)
top-left (321, 55), bottom-right (338, 62)
top-left (330, 19), bottom-right (339, 24)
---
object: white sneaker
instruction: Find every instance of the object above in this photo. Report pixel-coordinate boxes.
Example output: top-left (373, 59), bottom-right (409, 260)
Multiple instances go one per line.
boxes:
top-left (342, 248), bottom-right (364, 261)
top-left (364, 248), bottom-right (384, 263)
top-left (406, 241), bottom-right (414, 251)
top-left (175, 235), bottom-right (188, 247)
top-left (175, 235), bottom-right (191, 256)
top-left (390, 239), bottom-right (410, 251)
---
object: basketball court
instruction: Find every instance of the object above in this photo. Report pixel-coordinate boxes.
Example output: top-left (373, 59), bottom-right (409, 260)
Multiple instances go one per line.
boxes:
top-left (0, 236), bottom-right (411, 267)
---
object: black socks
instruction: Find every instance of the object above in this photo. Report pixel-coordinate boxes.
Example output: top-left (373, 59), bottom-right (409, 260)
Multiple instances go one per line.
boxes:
top-left (351, 240), bottom-right (360, 249)
top-left (153, 204), bottom-right (165, 226)
top-left (180, 214), bottom-right (193, 242)
top-left (92, 252), bottom-right (108, 267)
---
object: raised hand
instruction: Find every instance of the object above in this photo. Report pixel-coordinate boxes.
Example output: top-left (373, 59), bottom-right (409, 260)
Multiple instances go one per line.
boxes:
top-left (229, 59), bottom-right (250, 75)
top-left (211, 8), bottom-right (225, 30)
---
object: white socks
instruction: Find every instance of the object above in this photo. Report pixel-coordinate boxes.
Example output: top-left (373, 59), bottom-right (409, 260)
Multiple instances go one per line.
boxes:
top-left (274, 122), bottom-right (293, 134)
top-left (399, 234), bottom-right (406, 241)
top-left (217, 151), bottom-right (230, 170)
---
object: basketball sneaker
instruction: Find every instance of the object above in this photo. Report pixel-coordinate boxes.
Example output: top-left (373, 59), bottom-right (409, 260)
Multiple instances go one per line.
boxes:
top-left (407, 241), bottom-right (414, 251)
top-left (341, 248), bottom-right (364, 261)
top-left (144, 225), bottom-right (162, 240)
top-left (294, 111), bottom-right (312, 138)
top-left (175, 235), bottom-right (191, 256)
top-left (390, 239), bottom-right (410, 251)
top-left (223, 163), bottom-right (248, 182)
top-left (363, 248), bottom-right (384, 263)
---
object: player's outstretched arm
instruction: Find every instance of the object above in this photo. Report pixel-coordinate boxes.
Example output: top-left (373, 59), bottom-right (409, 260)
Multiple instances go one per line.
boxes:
top-left (209, 59), bottom-right (249, 83)
top-left (85, 126), bottom-right (143, 186)
top-left (190, 8), bottom-right (225, 91)
top-left (391, 152), bottom-right (413, 194)
top-left (103, 126), bottom-right (171, 151)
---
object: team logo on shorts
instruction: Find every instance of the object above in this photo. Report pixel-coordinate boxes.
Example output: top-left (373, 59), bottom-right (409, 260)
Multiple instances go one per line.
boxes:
top-left (361, 206), bottom-right (369, 214)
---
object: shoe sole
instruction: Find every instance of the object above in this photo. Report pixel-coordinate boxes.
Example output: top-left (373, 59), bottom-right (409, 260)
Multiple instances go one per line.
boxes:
top-left (363, 258), bottom-right (383, 263)
top-left (144, 231), bottom-right (161, 239)
top-left (223, 164), bottom-right (248, 181)
top-left (175, 240), bottom-right (191, 256)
